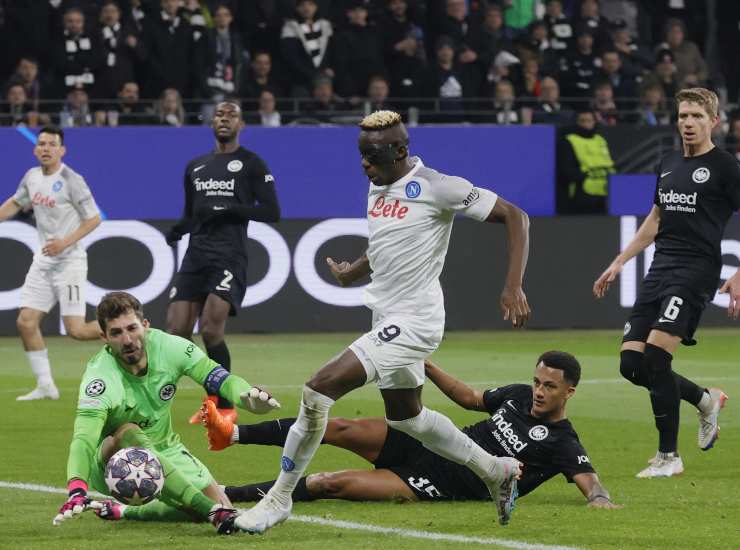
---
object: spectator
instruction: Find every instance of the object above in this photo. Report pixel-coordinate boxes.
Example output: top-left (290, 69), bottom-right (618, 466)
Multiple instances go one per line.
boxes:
top-left (246, 89), bottom-right (282, 127)
top-left (502, 0), bottom-right (538, 31)
top-left (365, 74), bottom-right (393, 112)
top-left (114, 81), bottom-right (153, 126)
top-left (591, 80), bottom-right (619, 126)
top-left (543, 0), bottom-right (574, 53)
top-left (633, 82), bottom-right (670, 127)
top-left (572, 0), bottom-right (612, 52)
top-left (95, 1), bottom-right (147, 112)
top-left (332, 1), bottom-right (385, 98)
top-left (422, 36), bottom-right (480, 120)
top-left (181, 0), bottom-right (210, 40)
top-left (59, 88), bottom-right (93, 127)
top-left (515, 57), bottom-right (543, 99)
top-left (532, 76), bottom-right (574, 125)
top-left (303, 75), bottom-right (347, 122)
top-left (643, 48), bottom-right (679, 101)
top-left (153, 87), bottom-right (186, 126)
top-left (658, 18), bottom-right (708, 87)
top-left (560, 25), bottom-right (601, 99)
top-left (199, 4), bottom-right (246, 123)
top-left (236, 0), bottom-right (284, 55)
top-left (0, 84), bottom-right (39, 127)
top-left (125, 0), bottom-right (148, 33)
top-left (469, 4), bottom-right (515, 70)
top-left (557, 107), bottom-right (616, 215)
top-left (379, 0), bottom-right (427, 102)
top-left (4, 58), bottom-right (43, 112)
top-left (433, 0), bottom-right (480, 76)
top-left (490, 79), bottom-right (521, 125)
top-left (280, 0), bottom-right (334, 96)
top-left (241, 51), bottom-right (286, 100)
top-left (609, 18), bottom-right (652, 77)
top-left (50, 7), bottom-right (104, 97)
top-left (143, 0), bottom-right (195, 98)
top-left (595, 49), bottom-right (637, 107)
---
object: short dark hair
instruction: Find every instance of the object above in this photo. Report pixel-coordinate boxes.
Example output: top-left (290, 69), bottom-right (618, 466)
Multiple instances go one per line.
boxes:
top-left (38, 125), bottom-right (64, 145)
top-left (537, 351), bottom-right (581, 386)
top-left (97, 291), bottom-right (144, 332)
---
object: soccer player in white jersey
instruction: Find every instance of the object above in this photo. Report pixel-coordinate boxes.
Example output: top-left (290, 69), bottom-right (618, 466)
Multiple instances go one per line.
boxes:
top-left (0, 126), bottom-right (102, 401)
top-left (235, 110), bottom-right (531, 534)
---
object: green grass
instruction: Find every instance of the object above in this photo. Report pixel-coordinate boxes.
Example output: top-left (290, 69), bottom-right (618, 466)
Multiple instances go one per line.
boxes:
top-left (1, 330), bottom-right (739, 549)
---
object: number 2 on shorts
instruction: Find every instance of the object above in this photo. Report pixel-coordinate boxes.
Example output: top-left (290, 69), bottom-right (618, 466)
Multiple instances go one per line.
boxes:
top-left (216, 270), bottom-right (233, 291)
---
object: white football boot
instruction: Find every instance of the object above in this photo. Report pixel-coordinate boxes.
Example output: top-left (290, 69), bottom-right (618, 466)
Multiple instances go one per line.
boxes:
top-left (480, 456), bottom-right (522, 525)
top-left (16, 383), bottom-right (59, 401)
top-left (697, 388), bottom-right (728, 451)
top-left (234, 494), bottom-right (291, 534)
top-left (636, 453), bottom-right (684, 478)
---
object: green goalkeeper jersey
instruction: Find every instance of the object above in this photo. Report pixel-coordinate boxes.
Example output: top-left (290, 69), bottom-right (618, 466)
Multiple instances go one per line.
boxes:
top-left (66, 328), bottom-right (250, 483)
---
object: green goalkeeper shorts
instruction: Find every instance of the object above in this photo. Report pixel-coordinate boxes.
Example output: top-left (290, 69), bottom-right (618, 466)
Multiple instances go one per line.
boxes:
top-left (89, 441), bottom-right (215, 501)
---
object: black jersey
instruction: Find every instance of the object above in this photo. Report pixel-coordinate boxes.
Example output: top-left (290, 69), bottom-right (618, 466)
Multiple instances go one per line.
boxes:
top-left (182, 147), bottom-right (279, 261)
top-left (463, 384), bottom-right (594, 496)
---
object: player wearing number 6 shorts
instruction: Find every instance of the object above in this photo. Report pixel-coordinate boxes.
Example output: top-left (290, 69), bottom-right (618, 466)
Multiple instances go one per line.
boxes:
top-left (594, 88), bottom-right (740, 478)
top-left (164, 100), bottom-right (280, 424)
top-left (234, 110), bottom-right (531, 536)
top-left (0, 126), bottom-right (102, 401)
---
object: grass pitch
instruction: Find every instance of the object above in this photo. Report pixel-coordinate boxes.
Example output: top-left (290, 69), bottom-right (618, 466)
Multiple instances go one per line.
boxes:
top-left (1, 329), bottom-right (738, 549)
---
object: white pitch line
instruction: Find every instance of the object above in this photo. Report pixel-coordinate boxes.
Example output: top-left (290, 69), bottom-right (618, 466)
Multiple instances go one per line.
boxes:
top-left (0, 481), bottom-right (580, 550)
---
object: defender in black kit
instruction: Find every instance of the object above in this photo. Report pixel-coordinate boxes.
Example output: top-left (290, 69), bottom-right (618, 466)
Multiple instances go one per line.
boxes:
top-left (594, 88), bottom-right (740, 478)
top-left (165, 100), bottom-right (280, 423)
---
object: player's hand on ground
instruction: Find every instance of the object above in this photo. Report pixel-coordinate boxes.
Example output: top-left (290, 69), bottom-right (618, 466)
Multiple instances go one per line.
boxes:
top-left (500, 285), bottom-right (530, 327)
top-left (593, 261), bottom-right (623, 299)
top-left (42, 238), bottom-right (67, 257)
top-left (53, 494), bottom-right (102, 525)
top-left (241, 386), bottom-right (281, 414)
top-left (326, 257), bottom-right (352, 286)
top-left (718, 270), bottom-right (740, 319)
top-left (587, 496), bottom-right (623, 509)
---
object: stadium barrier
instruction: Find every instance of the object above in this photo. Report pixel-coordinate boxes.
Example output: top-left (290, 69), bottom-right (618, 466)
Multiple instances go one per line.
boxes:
top-left (1, 216), bottom-right (739, 335)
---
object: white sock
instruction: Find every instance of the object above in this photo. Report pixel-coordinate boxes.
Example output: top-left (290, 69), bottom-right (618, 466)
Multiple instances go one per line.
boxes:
top-left (386, 407), bottom-right (493, 480)
top-left (697, 390), bottom-right (711, 414)
top-left (269, 386), bottom-right (334, 505)
top-left (231, 425), bottom-right (239, 444)
top-left (26, 349), bottom-right (53, 387)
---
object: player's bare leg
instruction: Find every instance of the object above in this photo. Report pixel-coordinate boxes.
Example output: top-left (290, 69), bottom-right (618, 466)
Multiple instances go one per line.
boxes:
top-left (380, 387), bottom-right (521, 525)
top-left (16, 307), bottom-right (58, 401)
top-left (166, 300), bottom-right (201, 339)
top-left (235, 349), bottom-right (367, 534)
top-left (306, 469), bottom-right (418, 501)
top-left (197, 293), bottom-right (235, 422)
top-left (62, 316), bottom-right (102, 341)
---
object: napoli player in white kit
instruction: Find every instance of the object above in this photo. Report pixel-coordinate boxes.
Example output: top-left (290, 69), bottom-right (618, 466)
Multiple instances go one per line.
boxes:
top-left (0, 126), bottom-right (102, 400)
top-left (236, 111), bottom-right (531, 533)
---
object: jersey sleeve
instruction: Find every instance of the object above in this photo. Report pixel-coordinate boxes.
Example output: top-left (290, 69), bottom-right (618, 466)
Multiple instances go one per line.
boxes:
top-left (553, 434), bottom-right (595, 481)
top-left (723, 158), bottom-right (740, 210)
top-left (482, 384), bottom-right (527, 413)
top-left (68, 172), bottom-right (101, 220)
top-left (243, 156), bottom-right (280, 222)
top-left (13, 170), bottom-right (32, 208)
top-left (433, 175), bottom-right (498, 221)
top-left (653, 161), bottom-right (661, 207)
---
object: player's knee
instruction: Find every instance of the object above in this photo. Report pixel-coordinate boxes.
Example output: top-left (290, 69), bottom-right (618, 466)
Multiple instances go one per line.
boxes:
top-left (199, 323), bottom-right (223, 347)
top-left (644, 343), bottom-right (673, 375)
top-left (619, 350), bottom-right (649, 387)
top-left (326, 418), bottom-right (356, 444)
top-left (16, 311), bottom-right (38, 334)
top-left (65, 324), bottom-right (86, 340)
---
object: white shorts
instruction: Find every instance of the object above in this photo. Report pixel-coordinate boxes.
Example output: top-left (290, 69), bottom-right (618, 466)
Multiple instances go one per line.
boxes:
top-left (349, 313), bottom-right (444, 390)
top-left (19, 259), bottom-right (88, 316)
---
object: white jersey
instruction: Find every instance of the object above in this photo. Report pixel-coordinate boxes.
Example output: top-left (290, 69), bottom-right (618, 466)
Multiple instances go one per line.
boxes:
top-left (364, 157), bottom-right (498, 322)
top-left (13, 163), bottom-right (100, 266)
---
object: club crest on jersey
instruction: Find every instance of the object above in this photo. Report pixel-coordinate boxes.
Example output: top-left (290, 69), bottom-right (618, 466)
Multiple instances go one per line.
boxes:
top-left (159, 383), bottom-right (176, 401)
top-left (692, 167), bottom-right (710, 183)
top-left (85, 379), bottom-right (106, 397)
top-left (52, 180), bottom-right (64, 192)
top-left (227, 160), bottom-right (243, 172)
top-left (528, 425), bottom-right (549, 441)
top-left (405, 181), bottom-right (421, 199)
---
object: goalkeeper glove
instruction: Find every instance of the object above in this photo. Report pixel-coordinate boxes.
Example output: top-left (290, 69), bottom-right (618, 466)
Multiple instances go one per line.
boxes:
top-left (53, 480), bottom-right (101, 525)
top-left (240, 386), bottom-right (281, 414)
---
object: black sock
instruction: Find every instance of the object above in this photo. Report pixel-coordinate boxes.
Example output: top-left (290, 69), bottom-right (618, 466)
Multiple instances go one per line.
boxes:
top-left (226, 477), bottom-right (314, 503)
top-left (645, 343), bottom-right (680, 453)
top-left (238, 418), bottom-right (297, 446)
top-left (205, 341), bottom-right (232, 409)
top-left (674, 373), bottom-right (706, 407)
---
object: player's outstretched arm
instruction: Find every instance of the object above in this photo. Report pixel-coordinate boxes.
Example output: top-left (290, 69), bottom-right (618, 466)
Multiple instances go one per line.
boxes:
top-left (43, 214), bottom-right (101, 257)
top-left (0, 197), bottom-right (21, 221)
top-left (424, 360), bottom-right (487, 412)
top-left (593, 205), bottom-right (660, 299)
top-left (486, 197), bottom-right (531, 328)
top-left (719, 268), bottom-right (740, 319)
top-left (573, 473), bottom-right (622, 509)
top-left (326, 253), bottom-right (371, 287)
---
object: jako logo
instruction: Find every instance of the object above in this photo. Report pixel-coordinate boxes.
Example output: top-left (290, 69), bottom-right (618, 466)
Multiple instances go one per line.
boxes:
top-left (194, 178), bottom-right (235, 191)
top-left (490, 409), bottom-right (528, 452)
top-left (369, 196), bottom-right (409, 219)
top-left (659, 190), bottom-right (697, 205)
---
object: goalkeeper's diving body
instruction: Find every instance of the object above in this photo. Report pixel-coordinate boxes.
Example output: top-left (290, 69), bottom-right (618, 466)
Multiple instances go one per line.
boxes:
top-left (53, 291), bottom-right (280, 534)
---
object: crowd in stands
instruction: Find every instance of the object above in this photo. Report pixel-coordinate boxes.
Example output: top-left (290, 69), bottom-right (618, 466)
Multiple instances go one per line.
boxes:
top-left (1, 0), bottom-right (740, 136)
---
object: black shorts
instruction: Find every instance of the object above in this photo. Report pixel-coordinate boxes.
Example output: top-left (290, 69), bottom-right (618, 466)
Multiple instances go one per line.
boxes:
top-left (373, 428), bottom-right (489, 501)
top-left (169, 252), bottom-right (247, 316)
top-left (623, 287), bottom-right (706, 346)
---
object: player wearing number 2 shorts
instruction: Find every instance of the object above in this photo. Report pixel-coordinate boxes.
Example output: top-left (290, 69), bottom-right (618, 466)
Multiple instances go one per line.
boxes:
top-left (164, 100), bottom-right (280, 423)
top-left (594, 88), bottom-right (740, 478)
top-left (234, 110), bottom-right (531, 535)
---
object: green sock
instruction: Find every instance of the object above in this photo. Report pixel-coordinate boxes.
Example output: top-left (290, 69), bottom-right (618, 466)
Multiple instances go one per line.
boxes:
top-left (122, 500), bottom-right (195, 522)
top-left (119, 428), bottom-right (215, 519)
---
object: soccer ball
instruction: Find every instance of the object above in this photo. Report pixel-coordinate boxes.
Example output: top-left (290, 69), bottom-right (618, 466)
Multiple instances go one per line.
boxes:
top-left (104, 447), bottom-right (165, 505)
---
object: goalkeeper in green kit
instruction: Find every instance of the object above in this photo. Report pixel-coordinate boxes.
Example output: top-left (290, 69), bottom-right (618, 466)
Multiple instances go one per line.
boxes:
top-left (53, 291), bottom-right (280, 534)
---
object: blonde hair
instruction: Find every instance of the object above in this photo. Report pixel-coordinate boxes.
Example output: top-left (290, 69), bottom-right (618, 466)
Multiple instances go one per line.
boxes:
top-left (359, 110), bottom-right (402, 131)
top-left (675, 87), bottom-right (718, 119)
